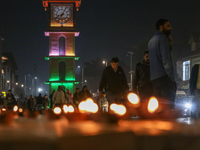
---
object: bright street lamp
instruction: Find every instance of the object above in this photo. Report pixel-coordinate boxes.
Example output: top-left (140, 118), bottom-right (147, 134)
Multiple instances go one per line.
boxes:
top-left (102, 61), bottom-right (107, 67)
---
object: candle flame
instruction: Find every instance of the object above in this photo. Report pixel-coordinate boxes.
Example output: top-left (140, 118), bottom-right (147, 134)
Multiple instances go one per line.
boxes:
top-left (2, 108), bottom-right (6, 112)
top-left (127, 93), bottom-right (140, 106)
top-left (13, 105), bottom-right (18, 112)
top-left (54, 107), bottom-right (61, 115)
top-left (63, 105), bottom-right (68, 113)
top-left (148, 97), bottom-right (159, 113)
top-left (19, 108), bottom-right (23, 113)
top-left (68, 105), bottom-right (75, 113)
top-left (110, 104), bottom-right (127, 116)
top-left (78, 99), bottom-right (98, 113)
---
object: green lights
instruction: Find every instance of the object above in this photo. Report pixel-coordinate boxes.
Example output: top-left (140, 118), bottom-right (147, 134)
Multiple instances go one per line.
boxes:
top-left (75, 82), bottom-right (79, 84)
top-left (49, 78), bottom-right (59, 81)
top-left (45, 56), bottom-right (79, 60)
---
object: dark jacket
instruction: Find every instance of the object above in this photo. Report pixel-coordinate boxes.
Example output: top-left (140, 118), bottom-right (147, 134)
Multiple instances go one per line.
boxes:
top-left (190, 64), bottom-right (199, 95)
top-left (73, 92), bottom-right (81, 103)
top-left (132, 60), bottom-right (153, 93)
top-left (99, 66), bottom-right (128, 94)
top-left (36, 96), bottom-right (44, 104)
top-left (6, 93), bottom-right (15, 102)
top-left (80, 90), bottom-right (91, 101)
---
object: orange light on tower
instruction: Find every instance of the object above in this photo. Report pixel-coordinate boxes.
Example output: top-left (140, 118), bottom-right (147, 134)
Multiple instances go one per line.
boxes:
top-left (148, 97), bottom-right (159, 113)
top-left (127, 93), bottom-right (140, 107)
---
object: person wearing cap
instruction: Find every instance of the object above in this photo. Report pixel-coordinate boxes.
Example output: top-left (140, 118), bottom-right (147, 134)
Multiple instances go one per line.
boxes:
top-left (99, 57), bottom-right (129, 106)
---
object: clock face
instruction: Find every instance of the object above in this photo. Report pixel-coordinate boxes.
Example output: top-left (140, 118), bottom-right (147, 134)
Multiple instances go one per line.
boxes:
top-left (51, 4), bottom-right (73, 27)
top-left (53, 6), bottom-right (71, 24)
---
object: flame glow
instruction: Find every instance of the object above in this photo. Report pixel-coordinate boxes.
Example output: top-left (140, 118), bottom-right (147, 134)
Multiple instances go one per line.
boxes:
top-left (13, 105), bottom-right (18, 112)
top-left (63, 105), bottom-right (68, 113)
top-left (110, 104), bottom-right (127, 116)
top-left (148, 97), bottom-right (159, 113)
top-left (54, 107), bottom-right (62, 115)
top-left (19, 108), bottom-right (23, 113)
top-left (78, 98), bottom-right (98, 113)
top-left (127, 93), bottom-right (140, 106)
top-left (68, 105), bottom-right (75, 113)
top-left (2, 108), bottom-right (6, 112)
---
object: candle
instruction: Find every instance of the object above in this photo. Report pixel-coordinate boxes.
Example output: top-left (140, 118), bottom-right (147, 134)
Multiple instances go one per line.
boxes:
top-left (127, 93), bottom-right (140, 107)
top-left (148, 97), bottom-right (159, 113)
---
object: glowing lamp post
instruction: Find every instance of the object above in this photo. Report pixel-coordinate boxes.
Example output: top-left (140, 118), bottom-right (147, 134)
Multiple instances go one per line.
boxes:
top-left (102, 61), bottom-right (107, 67)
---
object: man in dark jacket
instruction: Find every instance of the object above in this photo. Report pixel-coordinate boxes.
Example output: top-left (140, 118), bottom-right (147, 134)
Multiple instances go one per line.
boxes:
top-left (6, 90), bottom-right (16, 110)
top-left (99, 57), bottom-right (129, 105)
top-left (73, 88), bottom-right (81, 107)
top-left (132, 51), bottom-right (153, 101)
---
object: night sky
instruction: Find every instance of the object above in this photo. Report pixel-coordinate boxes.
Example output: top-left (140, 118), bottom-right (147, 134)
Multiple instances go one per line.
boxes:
top-left (1, 0), bottom-right (200, 91)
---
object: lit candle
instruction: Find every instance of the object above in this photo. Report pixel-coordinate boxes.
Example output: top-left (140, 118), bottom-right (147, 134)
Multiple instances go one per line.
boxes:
top-left (127, 93), bottom-right (140, 107)
top-left (13, 105), bottom-right (18, 112)
top-left (68, 105), bottom-right (75, 113)
top-left (110, 104), bottom-right (127, 116)
top-left (148, 97), bottom-right (159, 113)
top-left (63, 105), bottom-right (68, 113)
top-left (54, 107), bottom-right (61, 115)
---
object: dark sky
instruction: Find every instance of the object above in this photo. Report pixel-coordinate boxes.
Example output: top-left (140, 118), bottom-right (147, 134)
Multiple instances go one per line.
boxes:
top-left (0, 0), bottom-right (200, 88)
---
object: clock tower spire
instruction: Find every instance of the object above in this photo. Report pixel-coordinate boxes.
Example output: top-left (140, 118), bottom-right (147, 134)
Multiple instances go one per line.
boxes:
top-left (42, 0), bottom-right (81, 95)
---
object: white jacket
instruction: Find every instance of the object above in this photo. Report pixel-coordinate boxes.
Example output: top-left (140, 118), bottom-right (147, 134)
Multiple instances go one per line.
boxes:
top-left (52, 90), bottom-right (66, 104)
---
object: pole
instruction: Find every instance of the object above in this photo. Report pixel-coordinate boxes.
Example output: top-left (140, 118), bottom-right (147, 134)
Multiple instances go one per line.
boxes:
top-left (34, 64), bottom-right (37, 96)
top-left (0, 36), bottom-right (4, 94)
top-left (82, 68), bottom-right (84, 88)
top-left (127, 51), bottom-right (133, 91)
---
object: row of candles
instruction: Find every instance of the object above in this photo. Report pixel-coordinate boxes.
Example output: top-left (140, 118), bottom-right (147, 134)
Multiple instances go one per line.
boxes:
top-left (0, 92), bottom-right (171, 124)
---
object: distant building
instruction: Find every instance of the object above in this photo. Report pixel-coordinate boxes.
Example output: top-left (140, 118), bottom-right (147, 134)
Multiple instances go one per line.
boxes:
top-left (2, 52), bottom-right (18, 96)
top-left (176, 33), bottom-right (200, 91)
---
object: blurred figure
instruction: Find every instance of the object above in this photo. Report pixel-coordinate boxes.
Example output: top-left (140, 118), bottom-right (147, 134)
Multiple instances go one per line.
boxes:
top-left (99, 92), bottom-right (109, 112)
top-left (80, 86), bottom-right (91, 101)
top-left (132, 51), bottom-right (153, 101)
top-left (99, 57), bottom-right (129, 105)
top-left (52, 86), bottom-right (66, 108)
top-left (6, 90), bottom-right (16, 110)
top-left (36, 93), bottom-right (44, 112)
top-left (28, 95), bottom-right (35, 111)
top-left (43, 95), bottom-right (49, 110)
top-left (0, 94), bottom-right (4, 109)
top-left (49, 90), bottom-right (55, 109)
top-left (73, 88), bottom-right (81, 107)
top-left (190, 64), bottom-right (200, 118)
top-left (66, 89), bottom-right (73, 104)
top-left (19, 94), bottom-right (25, 107)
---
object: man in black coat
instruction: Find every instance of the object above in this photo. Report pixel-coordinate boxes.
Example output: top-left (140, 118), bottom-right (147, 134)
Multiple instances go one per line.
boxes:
top-left (132, 51), bottom-right (153, 101)
top-left (73, 88), bottom-right (81, 107)
top-left (99, 57), bottom-right (129, 105)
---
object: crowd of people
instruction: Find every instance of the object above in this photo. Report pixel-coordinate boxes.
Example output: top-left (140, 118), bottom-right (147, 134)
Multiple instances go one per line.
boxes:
top-left (1, 19), bottom-right (184, 113)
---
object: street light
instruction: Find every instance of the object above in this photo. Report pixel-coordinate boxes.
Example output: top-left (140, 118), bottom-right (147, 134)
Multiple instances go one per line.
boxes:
top-left (102, 61), bottom-right (107, 67)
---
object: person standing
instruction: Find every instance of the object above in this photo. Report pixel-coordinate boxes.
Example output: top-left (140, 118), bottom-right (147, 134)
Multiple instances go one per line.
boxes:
top-left (132, 51), bottom-right (153, 101)
top-left (148, 19), bottom-right (176, 108)
top-left (18, 94), bottom-right (25, 107)
top-left (28, 95), bottom-right (35, 111)
top-left (80, 86), bottom-right (91, 101)
top-left (99, 57), bottom-right (129, 105)
top-left (43, 95), bottom-right (49, 110)
top-left (36, 93), bottom-right (44, 112)
top-left (52, 86), bottom-right (66, 108)
top-left (66, 89), bottom-right (73, 104)
top-left (73, 88), bottom-right (81, 107)
top-left (6, 90), bottom-right (16, 110)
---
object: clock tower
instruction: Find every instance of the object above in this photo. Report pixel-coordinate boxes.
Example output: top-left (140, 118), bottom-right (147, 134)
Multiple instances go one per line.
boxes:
top-left (42, 0), bottom-right (81, 94)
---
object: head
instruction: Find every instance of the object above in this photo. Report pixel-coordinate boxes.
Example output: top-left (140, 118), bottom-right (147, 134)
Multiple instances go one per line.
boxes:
top-left (30, 95), bottom-right (32, 98)
top-left (102, 92), bottom-right (106, 97)
top-left (82, 86), bottom-right (87, 91)
top-left (8, 90), bottom-right (11, 94)
top-left (76, 88), bottom-right (80, 93)
top-left (39, 93), bottom-right (42, 97)
top-left (156, 19), bottom-right (172, 36)
top-left (67, 89), bottom-right (70, 93)
top-left (44, 95), bottom-right (47, 99)
top-left (143, 51), bottom-right (149, 62)
top-left (20, 94), bottom-right (23, 98)
top-left (58, 86), bottom-right (62, 91)
top-left (110, 57), bottom-right (119, 70)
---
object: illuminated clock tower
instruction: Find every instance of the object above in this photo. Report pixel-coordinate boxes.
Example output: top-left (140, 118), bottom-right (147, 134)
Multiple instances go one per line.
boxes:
top-left (42, 0), bottom-right (81, 94)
